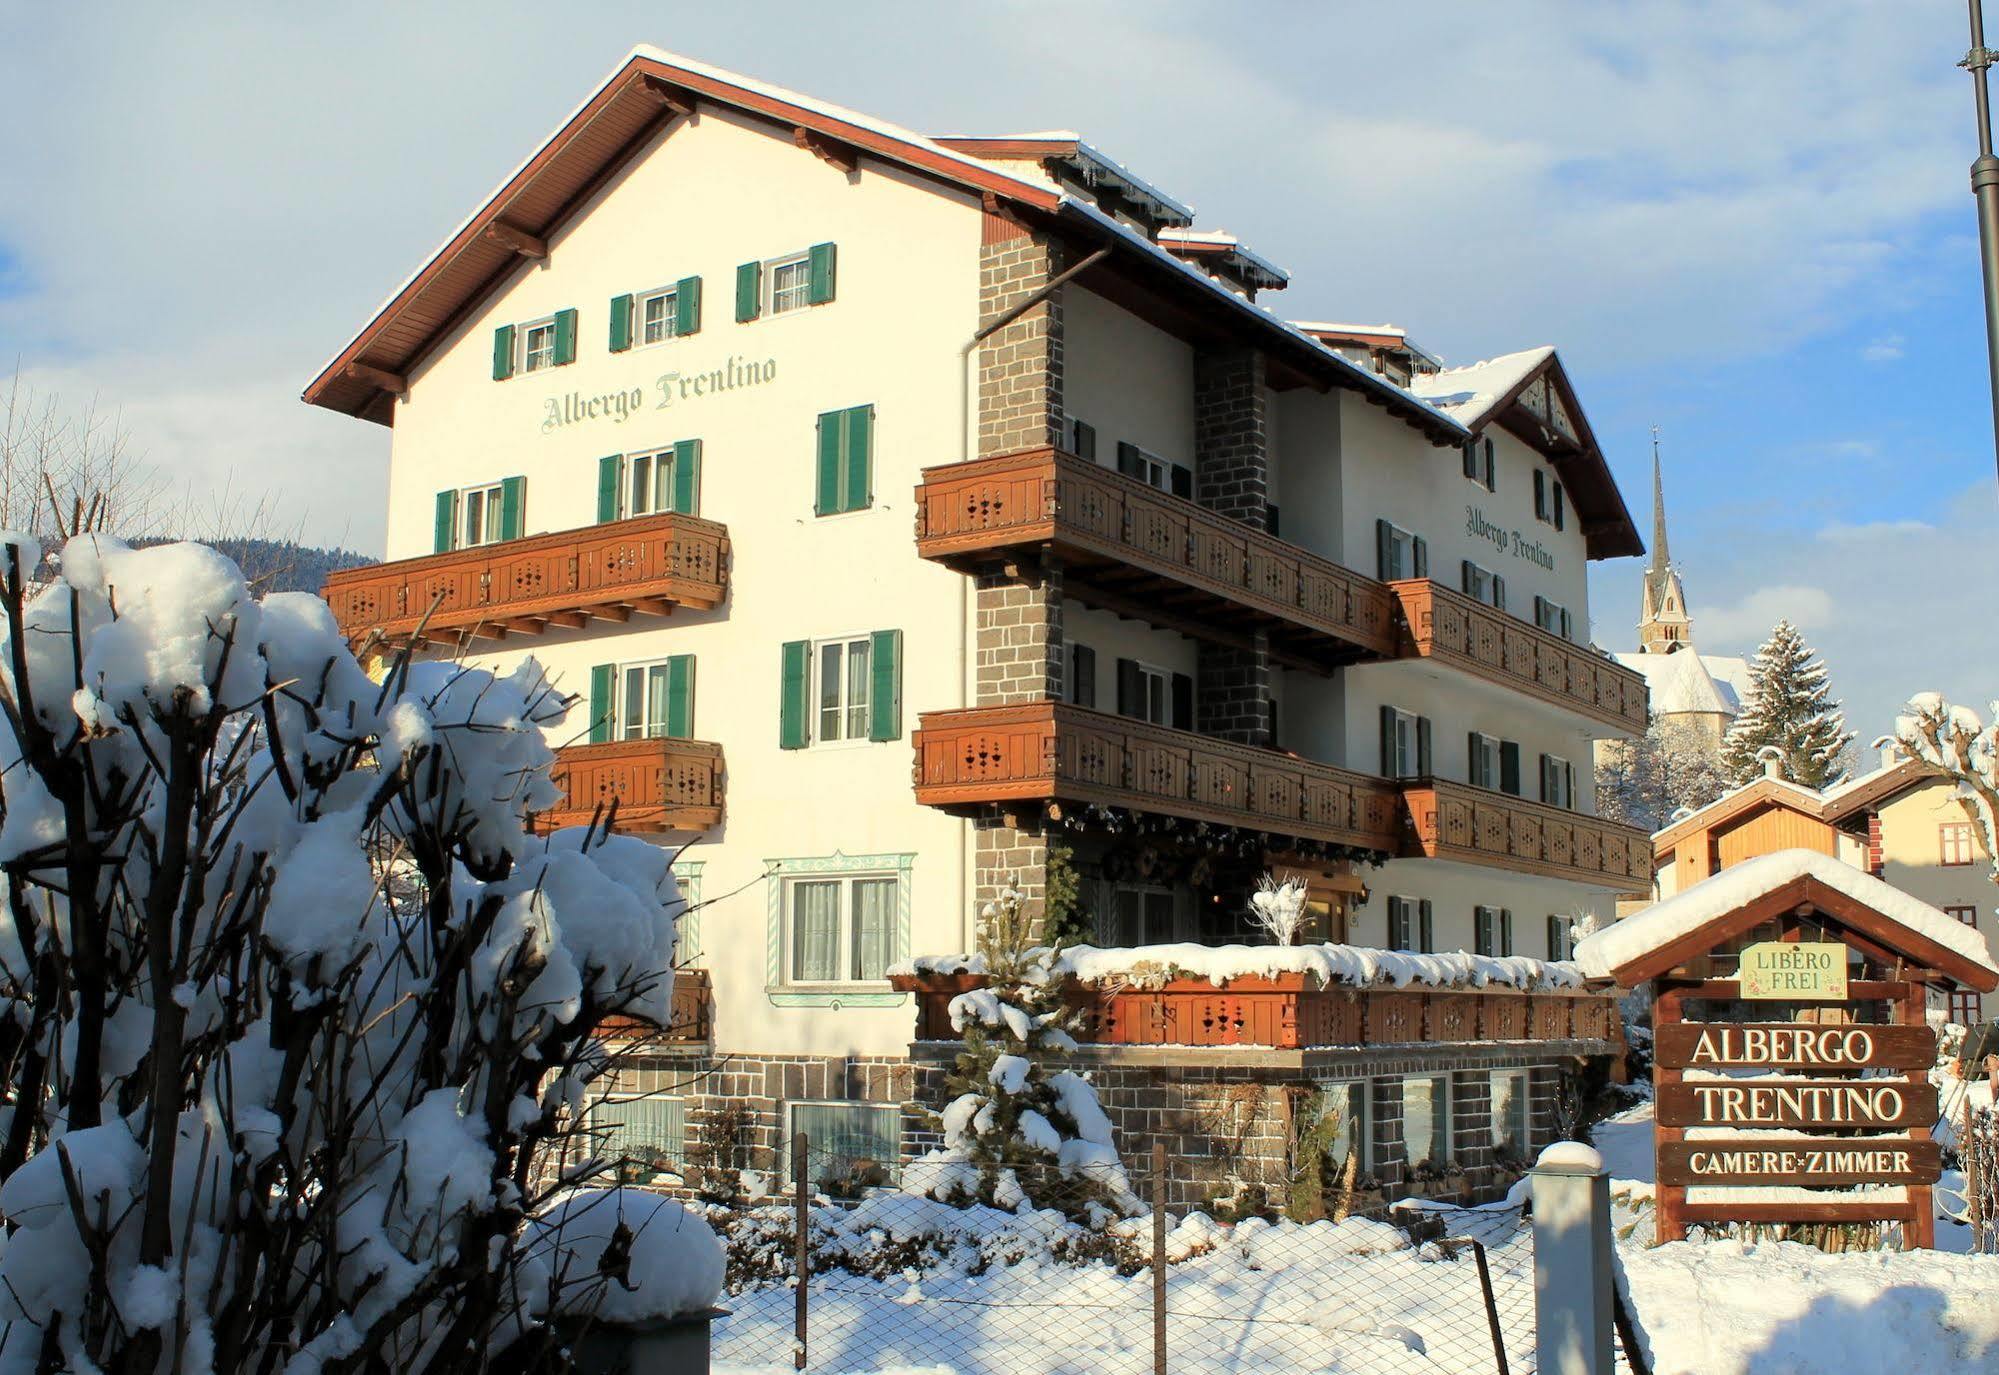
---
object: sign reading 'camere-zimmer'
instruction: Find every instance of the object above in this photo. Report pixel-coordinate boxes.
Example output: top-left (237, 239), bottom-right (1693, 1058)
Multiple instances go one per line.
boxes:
top-left (1655, 1022), bottom-right (1935, 1070)
top-left (1737, 941), bottom-right (1848, 1000)
top-left (1656, 1079), bottom-right (1939, 1129)
top-left (1656, 1138), bottom-right (1941, 1188)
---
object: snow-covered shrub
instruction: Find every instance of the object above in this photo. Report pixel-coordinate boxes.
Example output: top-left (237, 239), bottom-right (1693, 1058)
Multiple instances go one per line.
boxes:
top-left (1246, 873), bottom-right (1308, 946)
top-left (0, 536), bottom-right (716, 1375)
top-left (904, 888), bottom-right (1137, 1221)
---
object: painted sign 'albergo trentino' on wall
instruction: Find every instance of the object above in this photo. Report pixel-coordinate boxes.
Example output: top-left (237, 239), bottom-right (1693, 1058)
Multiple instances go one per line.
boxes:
top-left (540, 353), bottom-right (781, 434)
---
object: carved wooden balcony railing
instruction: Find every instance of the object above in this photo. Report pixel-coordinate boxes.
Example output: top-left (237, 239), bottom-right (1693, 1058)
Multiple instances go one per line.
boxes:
top-left (323, 512), bottom-right (729, 645)
top-left (894, 970), bottom-right (1621, 1052)
top-left (599, 968), bottom-right (714, 1048)
top-left (1390, 580), bottom-right (1648, 734)
top-left (911, 701), bottom-right (1402, 853)
top-left (1400, 778), bottom-right (1653, 891)
top-left (534, 737), bottom-right (725, 834)
top-left (914, 447), bottom-right (1398, 669)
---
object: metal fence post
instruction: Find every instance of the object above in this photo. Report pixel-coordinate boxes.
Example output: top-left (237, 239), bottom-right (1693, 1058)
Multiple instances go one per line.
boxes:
top-left (1151, 1142), bottom-right (1168, 1375)
top-left (1470, 1238), bottom-right (1509, 1375)
top-left (794, 1131), bottom-right (809, 1372)
top-left (1531, 1143), bottom-right (1614, 1375)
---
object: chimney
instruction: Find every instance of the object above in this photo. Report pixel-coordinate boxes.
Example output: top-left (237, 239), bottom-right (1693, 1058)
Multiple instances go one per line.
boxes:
top-left (1758, 746), bottom-right (1786, 780)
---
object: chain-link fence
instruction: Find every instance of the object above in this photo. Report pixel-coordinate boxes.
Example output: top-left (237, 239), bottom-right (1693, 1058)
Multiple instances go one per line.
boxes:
top-left (1958, 1099), bottom-right (1999, 1254)
top-left (700, 1135), bottom-right (1633, 1374)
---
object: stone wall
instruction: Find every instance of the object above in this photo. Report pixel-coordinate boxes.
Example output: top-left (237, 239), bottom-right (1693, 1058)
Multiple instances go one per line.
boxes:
top-left (977, 228), bottom-right (1065, 457)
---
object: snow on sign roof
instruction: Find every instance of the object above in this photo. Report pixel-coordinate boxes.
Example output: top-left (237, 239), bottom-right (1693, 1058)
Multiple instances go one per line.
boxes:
top-left (1407, 346), bottom-right (1556, 430)
top-left (1573, 848), bottom-right (1999, 987)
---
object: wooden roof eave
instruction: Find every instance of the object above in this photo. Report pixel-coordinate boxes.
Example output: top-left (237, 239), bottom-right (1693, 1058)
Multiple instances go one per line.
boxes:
top-left (1602, 873), bottom-right (1999, 992)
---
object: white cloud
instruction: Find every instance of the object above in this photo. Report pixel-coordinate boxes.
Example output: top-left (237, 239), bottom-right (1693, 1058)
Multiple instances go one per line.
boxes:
top-left (1861, 333), bottom-right (1905, 362)
top-left (1818, 517), bottom-right (1934, 541)
top-left (1688, 585), bottom-right (1838, 643)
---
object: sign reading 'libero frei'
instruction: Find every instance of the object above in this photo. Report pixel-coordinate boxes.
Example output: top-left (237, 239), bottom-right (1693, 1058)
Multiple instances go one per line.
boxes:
top-left (1737, 940), bottom-right (1849, 1001)
top-left (540, 354), bottom-right (780, 434)
top-left (1465, 505), bottom-right (1556, 571)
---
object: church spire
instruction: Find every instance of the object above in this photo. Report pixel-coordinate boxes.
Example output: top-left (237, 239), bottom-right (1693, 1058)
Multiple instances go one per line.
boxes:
top-left (1638, 427), bottom-right (1694, 654)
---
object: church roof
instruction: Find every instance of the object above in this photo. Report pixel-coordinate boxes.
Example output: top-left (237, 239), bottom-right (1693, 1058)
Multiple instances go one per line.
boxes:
top-left (1614, 649), bottom-right (1748, 717)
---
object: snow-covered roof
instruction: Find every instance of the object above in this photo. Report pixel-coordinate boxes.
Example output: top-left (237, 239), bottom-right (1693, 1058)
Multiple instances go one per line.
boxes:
top-left (1156, 228), bottom-right (1290, 288)
top-left (1613, 649), bottom-right (1752, 717)
top-left (935, 133), bottom-right (1196, 227)
top-left (1407, 347), bottom-right (1557, 430)
top-left (1574, 848), bottom-right (1999, 984)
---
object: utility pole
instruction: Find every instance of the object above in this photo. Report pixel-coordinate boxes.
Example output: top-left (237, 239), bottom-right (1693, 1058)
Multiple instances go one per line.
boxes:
top-left (1961, 1), bottom-right (1999, 487)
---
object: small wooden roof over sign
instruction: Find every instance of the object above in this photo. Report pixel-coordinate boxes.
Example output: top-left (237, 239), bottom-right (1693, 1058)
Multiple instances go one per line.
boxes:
top-left (1574, 848), bottom-right (1999, 993)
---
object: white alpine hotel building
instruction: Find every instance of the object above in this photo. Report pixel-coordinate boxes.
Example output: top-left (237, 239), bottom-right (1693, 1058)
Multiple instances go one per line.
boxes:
top-left (308, 49), bottom-right (1652, 1199)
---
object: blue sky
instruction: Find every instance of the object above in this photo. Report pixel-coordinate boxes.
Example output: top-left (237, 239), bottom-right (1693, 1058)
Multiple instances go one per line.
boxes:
top-left (0, 1), bottom-right (1992, 740)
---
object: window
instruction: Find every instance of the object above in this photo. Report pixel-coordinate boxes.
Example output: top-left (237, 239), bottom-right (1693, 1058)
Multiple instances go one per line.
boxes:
top-left (1401, 1075), bottom-right (1452, 1171)
top-left (1066, 417), bottom-right (1098, 460)
top-left (779, 632), bottom-right (901, 748)
top-left (1469, 733), bottom-right (1502, 790)
top-left (1533, 469), bottom-right (1566, 530)
top-left (1374, 519), bottom-right (1426, 581)
top-left (459, 482), bottom-right (504, 548)
top-left (1461, 560), bottom-right (1505, 610)
top-left (1462, 436), bottom-right (1495, 491)
top-left (1109, 886), bottom-right (1178, 946)
top-left (591, 1094), bottom-right (685, 1180)
top-left (1540, 754), bottom-right (1576, 810)
top-left (816, 636), bottom-right (873, 744)
top-left (1115, 658), bottom-right (1190, 730)
top-left (1380, 707), bottom-right (1431, 778)
top-left (1532, 596), bottom-right (1573, 640)
top-left (1315, 1080), bottom-right (1372, 1174)
top-left (619, 658), bottom-right (694, 740)
top-left (1946, 904), bottom-right (1980, 926)
top-left (1942, 823), bottom-right (1978, 867)
top-left (1387, 897), bottom-right (1433, 953)
top-left (520, 317), bottom-right (558, 373)
top-left (786, 872), bottom-right (900, 983)
top-left (1475, 906), bottom-right (1513, 957)
top-left (1068, 643), bottom-right (1097, 708)
top-left (597, 440), bottom-right (702, 522)
top-left (789, 1101), bottom-right (900, 1193)
top-left (639, 286), bottom-right (681, 345)
top-left (1116, 442), bottom-right (1193, 498)
top-left (737, 244), bottom-right (837, 322)
top-left (815, 404), bottom-right (874, 515)
top-left (1547, 914), bottom-right (1577, 961)
top-left (1490, 1071), bottom-right (1529, 1162)
top-left (1949, 991), bottom-right (1984, 1026)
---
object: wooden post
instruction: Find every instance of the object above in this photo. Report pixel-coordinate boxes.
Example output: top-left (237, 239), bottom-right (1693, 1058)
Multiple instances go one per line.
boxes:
top-left (794, 1131), bottom-right (809, 1371)
top-left (1895, 980), bottom-right (1936, 1250)
top-left (1652, 986), bottom-right (1687, 1245)
top-left (1151, 1142), bottom-right (1168, 1375)
top-left (1471, 1238), bottom-right (1510, 1375)
top-left (1966, 1090), bottom-right (1984, 1254)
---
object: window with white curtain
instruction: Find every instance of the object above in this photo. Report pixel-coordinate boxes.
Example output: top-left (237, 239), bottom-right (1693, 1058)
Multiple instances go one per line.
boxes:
top-left (787, 874), bottom-right (898, 983)
top-left (788, 1100), bottom-right (900, 1191)
top-left (1490, 1071), bottom-right (1529, 1161)
top-left (590, 1094), bottom-right (685, 1179)
top-left (1401, 1075), bottom-right (1452, 1171)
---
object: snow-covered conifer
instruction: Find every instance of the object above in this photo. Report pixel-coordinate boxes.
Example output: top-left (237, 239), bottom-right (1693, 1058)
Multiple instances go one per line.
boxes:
top-left (1718, 619), bottom-right (1856, 788)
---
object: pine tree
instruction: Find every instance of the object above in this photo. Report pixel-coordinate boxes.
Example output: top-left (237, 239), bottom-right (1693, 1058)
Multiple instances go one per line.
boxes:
top-left (1719, 619), bottom-right (1856, 788)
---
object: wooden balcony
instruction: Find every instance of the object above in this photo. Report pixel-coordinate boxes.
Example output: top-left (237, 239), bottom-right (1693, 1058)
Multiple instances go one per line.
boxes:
top-left (896, 970), bottom-right (1621, 1052)
top-left (323, 512), bottom-right (729, 646)
top-left (1400, 778), bottom-right (1652, 892)
top-left (1390, 580), bottom-right (1648, 734)
top-left (914, 447), bottom-right (1398, 669)
top-left (911, 701), bottom-right (1402, 853)
top-left (535, 737), bottom-right (725, 834)
top-left (601, 968), bottom-right (714, 1048)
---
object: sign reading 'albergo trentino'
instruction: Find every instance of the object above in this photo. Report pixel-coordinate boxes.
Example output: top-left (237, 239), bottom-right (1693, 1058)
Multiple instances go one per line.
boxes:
top-left (540, 353), bottom-right (780, 434)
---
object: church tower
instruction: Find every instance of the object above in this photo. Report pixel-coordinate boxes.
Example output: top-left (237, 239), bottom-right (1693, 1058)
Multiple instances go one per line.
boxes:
top-left (1638, 435), bottom-right (1693, 655)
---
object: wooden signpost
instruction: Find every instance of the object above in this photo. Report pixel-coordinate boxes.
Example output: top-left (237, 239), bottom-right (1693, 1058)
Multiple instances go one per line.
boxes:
top-left (1577, 861), bottom-right (1999, 1250)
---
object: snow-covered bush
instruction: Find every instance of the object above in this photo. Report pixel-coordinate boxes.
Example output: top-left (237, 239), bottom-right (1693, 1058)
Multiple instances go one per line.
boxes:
top-left (904, 888), bottom-right (1137, 1221)
top-left (0, 536), bottom-right (716, 1375)
top-left (1246, 873), bottom-right (1308, 946)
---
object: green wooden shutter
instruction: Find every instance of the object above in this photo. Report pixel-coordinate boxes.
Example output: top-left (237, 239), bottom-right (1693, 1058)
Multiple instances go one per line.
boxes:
top-left (779, 640), bottom-right (809, 749)
top-left (814, 411), bottom-right (841, 515)
top-left (1492, 575), bottom-right (1506, 611)
top-left (807, 242), bottom-right (837, 304)
top-left (1500, 741), bottom-right (1521, 796)
top-left (1565, 761), bottom-right (1578, 811)
top-left (1534, 469), bottom-right (1548, 520)
top-left (665, 655), bottom-right (694, 739)
top-left (867, 629), bottom-right (902, 741)
top-left (1553, 481), bottom-right (1566, 531)
top-left (492, 325), bottom-right (516, 381)
top-left (1071, 644), bottom-right (1096, 708)
top-left (597, 455), bottom-right (622, 523)
top-left (1418, 900), bottom-right (1434, 953)
top-left (1116, 441), bottom-right (1145, 479)
top-left (1412, 536), bottom-right (1428, 580)
top-left (736, 261), bottom-right (762, 321)
top-left (1071, 420), bottom-right (1096, 460)
top-left (1475, 908), bottom-right (1493, 956)
top-left (1484, 438), bottom-right (1496, 490)
top-left (1379, 704), bottom-right (1397, 776)
top-left (609, 294), bottom-right (633, 353)
top-left (1170, 673), bottom-right (1194, 732)
top-left (434, 490), bottom-right (457, 553)
top-left (1117, 659), bottom-right (1142, 719)
top-left (1462, 440), bottom-right (1478, 481)
top-left (1501, 909), bottom-right (1513, 956)
top-left (843, 405), bottom-right (872, 513)
top-left (552, 308), bottom-right (578, 366)
top-left (1416, 715), bottom-right (1432, 777)
top-left (588, 664), bottom-right (615, 744)
top-left (1547, 915), bottom-right (1563, 960)
top-left (1538, 753), bottom-right (1553, 803)
top-left (675, 275), bottom-right (702, 335)
top-left (1467, 732), bottom-right (1482, 788)
top-left (1375, 519), bottom-right (1393, 580)
top-left (671, 439), bottom-right (701, 515)
top-left (498, 477), bottom-right (525, 540)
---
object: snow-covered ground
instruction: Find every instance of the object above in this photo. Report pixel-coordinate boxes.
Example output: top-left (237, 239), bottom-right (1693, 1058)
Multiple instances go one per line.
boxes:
top-left (707, 1097), bottom-right (1999, 1375)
